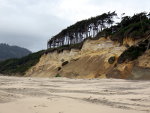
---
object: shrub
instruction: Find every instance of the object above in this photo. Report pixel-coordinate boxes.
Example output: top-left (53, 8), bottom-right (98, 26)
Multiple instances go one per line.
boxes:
top-left (108, 56), bottom-right (116, 64)
top-left (55, 74), bottom-right (61, 77)
top-left (118, 45), bottom-right (146, 64)
top-left (62, 61), bottom-right (69, 66)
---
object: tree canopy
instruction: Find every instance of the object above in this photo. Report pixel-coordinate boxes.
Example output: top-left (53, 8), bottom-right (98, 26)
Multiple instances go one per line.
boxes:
top-left (48, 12), bottom-right (117, 48)
top-left (47, 12), bottom-right (150, 49)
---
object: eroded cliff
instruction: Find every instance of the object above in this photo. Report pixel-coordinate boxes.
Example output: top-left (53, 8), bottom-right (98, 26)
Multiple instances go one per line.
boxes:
top-left (25, 37), bottom-right (150, 79)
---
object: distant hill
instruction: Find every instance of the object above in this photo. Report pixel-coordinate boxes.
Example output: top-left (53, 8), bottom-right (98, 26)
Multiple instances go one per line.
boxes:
top-left (0, 43), bottom-right (32, 61)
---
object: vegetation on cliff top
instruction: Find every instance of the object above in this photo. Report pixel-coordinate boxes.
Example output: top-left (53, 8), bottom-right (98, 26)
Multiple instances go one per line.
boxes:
top-left (0, 12), bottom-right (150, 75)
top-left (47, 11), bottom-right (117, 48)
top-left (46, 12), bottom-right (150, 53)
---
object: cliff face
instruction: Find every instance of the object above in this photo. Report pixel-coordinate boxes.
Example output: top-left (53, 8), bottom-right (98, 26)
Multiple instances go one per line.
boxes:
top-left (131, 50), bottom-right (150, 79)
top-left (26, 37), bottom-right (150, 79)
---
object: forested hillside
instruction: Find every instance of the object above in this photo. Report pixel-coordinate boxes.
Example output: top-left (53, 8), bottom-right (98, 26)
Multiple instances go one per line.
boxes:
top-left (0, 43), bottom-right (32, 61)
top-left (0, 50), bottom-right (45, 75)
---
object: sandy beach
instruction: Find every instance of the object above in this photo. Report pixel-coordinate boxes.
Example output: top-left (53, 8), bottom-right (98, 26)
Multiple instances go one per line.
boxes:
top-left (0, 76), bottom-right (150, 113)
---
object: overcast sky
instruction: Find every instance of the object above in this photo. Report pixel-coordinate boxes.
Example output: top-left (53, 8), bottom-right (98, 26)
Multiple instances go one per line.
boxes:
top-left (0, 0), bottom-right (149, 52)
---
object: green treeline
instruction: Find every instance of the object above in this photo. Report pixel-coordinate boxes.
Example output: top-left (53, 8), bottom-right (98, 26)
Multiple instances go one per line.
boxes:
top-left (0, 50), bottom-right (45, 75)
top-left (48, 12), bottom-right (150, 48)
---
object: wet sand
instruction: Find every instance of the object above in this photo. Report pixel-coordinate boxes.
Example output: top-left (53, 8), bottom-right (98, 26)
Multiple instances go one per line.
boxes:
top-left (0, 76), bottom-right (150, 113)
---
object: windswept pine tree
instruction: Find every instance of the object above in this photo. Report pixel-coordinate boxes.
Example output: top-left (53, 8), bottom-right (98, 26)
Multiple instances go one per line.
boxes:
top-left (47, 12), bottom-right (117, 48)
top-left (47, 12), bottom-right (150, 50)
top-left (0, 12), bottom-right (150, 76)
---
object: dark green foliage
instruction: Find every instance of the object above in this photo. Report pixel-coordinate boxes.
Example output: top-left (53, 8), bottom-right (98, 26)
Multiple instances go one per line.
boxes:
top-left (112, 20), bottom-right (150, 39)
top-left (108, 56), bottom-right (116, 64)
top-left (47, 12), bottom-right (150, 54)
top-left (48, 12), bottom-right (117, 48)
top-left (110, 13), bottom-right (150, 43)
top-left (0, 50), bottom-right (45, 75)
top-left (0, 43), bottom-right (31, 61)
top-left (62, 61), bottom-right (69, 66)
top-left (117, 40), bottom-right (149, 64)
top-left (55, 74), bottom-right (61, 77)
top-left (117, 46), bottom-right (144, 64)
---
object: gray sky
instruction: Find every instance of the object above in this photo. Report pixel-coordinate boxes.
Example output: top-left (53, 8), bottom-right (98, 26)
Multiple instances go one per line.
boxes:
top-left (0, 0), bottom-right (149, 52)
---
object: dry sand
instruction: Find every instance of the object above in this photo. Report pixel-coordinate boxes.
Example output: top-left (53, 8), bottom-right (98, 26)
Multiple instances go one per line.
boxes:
top-left (0, 76), bottom-right (150, 113)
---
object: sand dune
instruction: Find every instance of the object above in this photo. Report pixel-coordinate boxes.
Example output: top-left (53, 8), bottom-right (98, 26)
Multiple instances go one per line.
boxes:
top-left (0, 76), bottom-right (150, 113)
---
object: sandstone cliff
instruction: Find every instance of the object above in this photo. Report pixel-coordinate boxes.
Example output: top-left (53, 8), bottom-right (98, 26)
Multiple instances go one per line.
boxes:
top-left (25, 37), bottom-right (150, 79)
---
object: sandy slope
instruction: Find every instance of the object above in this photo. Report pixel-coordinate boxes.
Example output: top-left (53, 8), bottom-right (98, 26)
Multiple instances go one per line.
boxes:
top-left (26, 38), bottom-right (126, 78)
top-left (0, 76), bottom-right (150, 113)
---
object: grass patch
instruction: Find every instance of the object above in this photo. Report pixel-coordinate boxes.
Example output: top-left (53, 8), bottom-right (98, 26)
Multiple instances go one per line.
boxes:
top-left (55, 74), bottom-right (61, 77)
